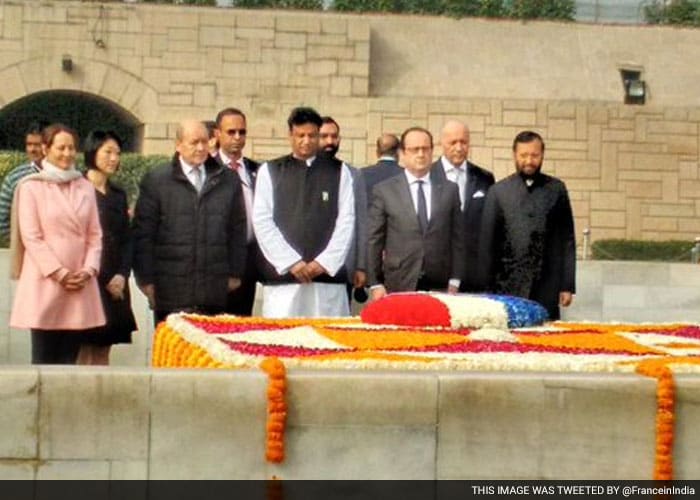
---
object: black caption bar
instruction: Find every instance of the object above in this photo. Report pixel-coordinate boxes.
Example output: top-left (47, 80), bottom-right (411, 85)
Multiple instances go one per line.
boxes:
top-left (0, 480), bottom-right (697, 500)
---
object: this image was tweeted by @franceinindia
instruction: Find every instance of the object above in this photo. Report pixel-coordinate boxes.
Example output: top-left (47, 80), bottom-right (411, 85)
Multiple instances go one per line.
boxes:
top-left (0, 481), bottom-right (698, 500)
top-left (447, 481), bottom-right (698, 500)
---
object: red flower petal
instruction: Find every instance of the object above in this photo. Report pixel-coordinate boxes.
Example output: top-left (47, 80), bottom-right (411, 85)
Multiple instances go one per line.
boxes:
top-left (360, 293), bottom-right (451, 327)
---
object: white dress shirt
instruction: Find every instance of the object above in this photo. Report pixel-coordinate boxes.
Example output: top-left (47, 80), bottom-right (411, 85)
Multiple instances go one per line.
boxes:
top-left (441, 156), bottom-right (467, 210)
top-left (252, 157), bottom-right (355, 318)
top-left (179, 157), bottom-right (206, 190)
top-left (404, 170), bottom-right (432, 221)
top-left (404, 168), bottom-right (461, 291)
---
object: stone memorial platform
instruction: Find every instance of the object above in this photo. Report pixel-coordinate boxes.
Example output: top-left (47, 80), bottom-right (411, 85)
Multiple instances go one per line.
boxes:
top-left (1, 366), bottom-right (699, 480)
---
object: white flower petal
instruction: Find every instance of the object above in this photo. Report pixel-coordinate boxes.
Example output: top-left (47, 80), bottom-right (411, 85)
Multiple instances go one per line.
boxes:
top-left (217, 326), bottom-right (345, 350)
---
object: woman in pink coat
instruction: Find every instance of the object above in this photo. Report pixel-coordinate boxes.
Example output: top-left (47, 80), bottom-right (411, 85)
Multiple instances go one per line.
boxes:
top-left (9, 124), bottom-right (105, 364)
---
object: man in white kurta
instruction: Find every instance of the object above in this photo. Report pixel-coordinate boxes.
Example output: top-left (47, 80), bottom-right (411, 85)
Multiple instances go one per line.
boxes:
top-left (253, 107), bottom-right (355, 318)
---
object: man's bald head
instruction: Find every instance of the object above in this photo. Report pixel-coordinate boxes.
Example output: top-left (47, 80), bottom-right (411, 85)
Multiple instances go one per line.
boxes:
top-left (440, 120), bottom-right (470, 166)
top-left (176, 119), bottom-right (209, 166)
top-left (176, 119), bottom-right (207, 141)
top-left (376, 133), bottom-right (399, 159)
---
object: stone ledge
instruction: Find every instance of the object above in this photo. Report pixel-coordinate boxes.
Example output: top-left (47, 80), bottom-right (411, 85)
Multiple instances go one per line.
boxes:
top-left (0, 367), bottom-right (695, 479)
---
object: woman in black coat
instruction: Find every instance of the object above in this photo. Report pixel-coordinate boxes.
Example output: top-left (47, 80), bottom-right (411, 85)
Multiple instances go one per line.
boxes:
top-left (78, 130), bottom-right (137, 365)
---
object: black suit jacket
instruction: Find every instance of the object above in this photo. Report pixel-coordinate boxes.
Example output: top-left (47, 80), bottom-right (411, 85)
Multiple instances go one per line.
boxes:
top-left (367, 173), bottom-right (465, 293)
top-left (431, 158), bottom-right (495, 292)
top-left (213, 153), bottom-right (262, 314)
top-left (242, 157), bottom-right (260, 189)
top-left (214, 153), bottom-right (260, 189)
top-left (479, 172), bottom-right (576, 320)
top-left (362, 158), bottom-right (402, 204)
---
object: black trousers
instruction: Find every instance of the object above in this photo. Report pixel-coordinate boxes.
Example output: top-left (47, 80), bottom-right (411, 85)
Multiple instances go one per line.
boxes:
top-left (416, 275), bottom-right (442, 292)
top-left (226, 277), bottom-right (257, 316)
top-left (226, 241), bottom-right (260, 316)
top-left (31, 329), bottom-right (83, 365)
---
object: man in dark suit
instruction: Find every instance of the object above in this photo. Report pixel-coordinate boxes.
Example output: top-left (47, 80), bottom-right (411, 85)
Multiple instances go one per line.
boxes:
top-left (479, 130), bottom-right (576, 320)
top-left (367, 127), bottom-right (465, 300)
top-left (319, 116), bottom-right (368, 305)
top-left (133, 120), bottom-right (247, 324)
top-left (362, 133), bottom-right (402, 203)
top-left (214, 107), bottom-right (260, 316)
top-left (430, 120), bottom-right (495, 292)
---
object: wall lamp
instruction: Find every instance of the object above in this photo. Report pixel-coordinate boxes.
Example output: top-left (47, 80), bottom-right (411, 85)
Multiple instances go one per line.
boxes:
top-left (620, 68), bottom-right (646, 105)
top-left (62, 55), bottom-right (73, 73)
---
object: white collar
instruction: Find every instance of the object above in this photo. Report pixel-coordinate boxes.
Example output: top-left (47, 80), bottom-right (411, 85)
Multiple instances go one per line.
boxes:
top-left (440, 156), bottom-right (467, 173)
top-left (179, 157), bottom-right (204, 176)
top-left (218, 150), bottom-right (243, 168)
top-left (404, 169), bottom-right (430, 185)
top-left (293, 155), bottom-right (315, 167)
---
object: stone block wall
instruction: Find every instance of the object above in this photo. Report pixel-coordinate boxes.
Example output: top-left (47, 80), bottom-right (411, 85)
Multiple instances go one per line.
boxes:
top-left (367, 98), bottom-right (700, 242)
top-left (3, 366), bottom-right (700, 479)
top-left (2, 2), bottom-right (700, 243)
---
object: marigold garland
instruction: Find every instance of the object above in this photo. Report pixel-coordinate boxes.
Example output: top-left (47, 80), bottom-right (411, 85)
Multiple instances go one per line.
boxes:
top-left (260, 357), bottom-right (287, 463)
top-left (151, 322), bottom-right (229, 369)
top-left (636, 359), bottom-right (676, 480)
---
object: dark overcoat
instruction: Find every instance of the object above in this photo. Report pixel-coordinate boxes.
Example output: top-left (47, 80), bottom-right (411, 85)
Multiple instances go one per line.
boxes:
top-left (132, 154), bottom-right (247, 313)
top-left (431, 159), bottom-right (495, 292)
top-left (479, 172), bottom-right (576, 319)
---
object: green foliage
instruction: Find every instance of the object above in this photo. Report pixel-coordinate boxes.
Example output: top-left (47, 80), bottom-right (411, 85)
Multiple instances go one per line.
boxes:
top-left (0, 151), bottom-right (28, 182)
top-left (0, 151), bottom-right (168, 209)
top-left (644, 0), bottom-right (700, 25)
top-left (479, 0), bottom-right (507, 17)
top-left (0, 151), bottom-right (166, 248)
top-left (140, 0), bottom-right (216, 4)
top-left (76, 0), bottom-right (574, 19)
top-left (591, 239), bottom-right (696, 262)
top-left (509, 0), bottom-right (576, 20)
top-left (112, 153), bottom-right (170, 207)
top-left (332, 0), bottom-right (402, 12)
top-left (330, 0), bottom-right (574, 20)
top-left (235, 0), bottom-right (322, 8)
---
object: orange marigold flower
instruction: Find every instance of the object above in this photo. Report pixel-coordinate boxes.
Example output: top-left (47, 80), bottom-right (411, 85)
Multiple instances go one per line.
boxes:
top-left (261, 357), bottom-right (288, 464)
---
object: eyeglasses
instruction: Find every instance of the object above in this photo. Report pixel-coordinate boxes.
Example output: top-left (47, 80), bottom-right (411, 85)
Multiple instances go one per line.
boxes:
top-left (404, 146), bottom-right (432, 154)
top-left (225, 128), bottom-right (247, 136)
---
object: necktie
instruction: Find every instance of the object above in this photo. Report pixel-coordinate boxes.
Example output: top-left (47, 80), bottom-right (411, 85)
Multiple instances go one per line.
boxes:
top-left (192, 167), bottom-right (203, 193)
top-left (416, 180), bottom-right (428, 234)
top-left (456, 167), bottom-right (466, 208)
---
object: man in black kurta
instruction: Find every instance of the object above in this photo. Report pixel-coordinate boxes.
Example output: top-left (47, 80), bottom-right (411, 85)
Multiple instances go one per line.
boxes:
top-left (479, 130), bottom-right (576, 320)
top-left (252, 107), bottom-right (355, 318)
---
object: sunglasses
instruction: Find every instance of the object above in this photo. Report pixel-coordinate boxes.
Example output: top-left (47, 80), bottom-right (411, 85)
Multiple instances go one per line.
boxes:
top-left (225, 128), bottom-right (247, 136)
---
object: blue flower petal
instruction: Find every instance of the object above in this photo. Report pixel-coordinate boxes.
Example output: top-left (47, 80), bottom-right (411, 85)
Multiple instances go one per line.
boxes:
top-left (480, 294), bottom-right (550, 328)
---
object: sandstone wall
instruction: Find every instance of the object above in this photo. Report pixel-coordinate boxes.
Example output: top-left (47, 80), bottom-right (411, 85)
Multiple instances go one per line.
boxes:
top-left (3, 365), bottom-right (700, 479)
top-left (1, 2), bottom-right (700, 242)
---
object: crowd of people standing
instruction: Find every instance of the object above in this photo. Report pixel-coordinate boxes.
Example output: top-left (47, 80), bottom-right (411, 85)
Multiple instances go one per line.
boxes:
top-left (0, 105), bottom-right (576, 365)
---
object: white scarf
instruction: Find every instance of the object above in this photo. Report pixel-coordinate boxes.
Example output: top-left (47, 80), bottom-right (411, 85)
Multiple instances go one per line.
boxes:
top-left (37, 160), bottom-right (83, 183)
